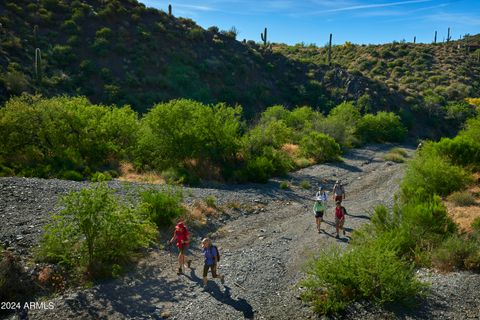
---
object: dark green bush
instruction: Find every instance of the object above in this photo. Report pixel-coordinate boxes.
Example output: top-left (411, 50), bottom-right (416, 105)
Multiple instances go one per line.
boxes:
top-left (139, 188), bottom-right (184, 228)
top-left (243, 120), bottom-right (293, 155)
top-left (60, 170), bottom-right (83, 181)
top-left (38, 184), bottom-right (155, 277)
top-left (90, 172), bottom-right (113, 182)
top-left (401, 148), bottom-right (472, 198)
top-left (472, 218), bottom-right (480, 232)
top-left (137, 99), bottom-right (242, 176)
top-left (243, 156), bottom-right (274, 183)
top-left (322, 102), bottom-right (360, 147)
top-left (299, 132), bottom-right (341, 162)
top-left (460, 115), bottom-right (480, 141)
top-left (357, 112), bottom-right (407, 143)
top-left (432, 136), bottom-right (480, 169)
top-left (0, 95), bottom-right (139, 180)
top-left (279, 181), bottom-right (289, 189)
top-left (431, 235), bottom-right (480, 272)
top-left (302, 244), bottom-right (423, 315)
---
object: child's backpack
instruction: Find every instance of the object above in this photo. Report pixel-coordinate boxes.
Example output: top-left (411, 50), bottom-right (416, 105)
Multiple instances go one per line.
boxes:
top-left (212, 245), bottom-right (220, 262)
top-left (341, 206), bottom-right (348, 216)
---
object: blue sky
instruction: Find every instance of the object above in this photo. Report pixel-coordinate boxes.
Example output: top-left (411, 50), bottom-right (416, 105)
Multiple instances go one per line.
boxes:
top-left (139, 0), bottom-right (480, 45)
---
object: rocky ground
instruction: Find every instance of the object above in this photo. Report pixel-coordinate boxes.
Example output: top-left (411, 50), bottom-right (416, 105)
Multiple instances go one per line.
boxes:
top-left (2, 144), bottom-right (480, 320)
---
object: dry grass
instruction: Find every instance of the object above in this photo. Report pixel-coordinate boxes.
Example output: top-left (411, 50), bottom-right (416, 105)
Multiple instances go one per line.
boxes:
top-left (281, 143), bottom-right (315, 168)
top-left (445, 173), bottom-right (480, 232)
top-left (183, 200), bottom-right (218, 227)
top-left (281, 143), bottom-right (300, 157)
top-left (117, 162), bottom-right (165, 184)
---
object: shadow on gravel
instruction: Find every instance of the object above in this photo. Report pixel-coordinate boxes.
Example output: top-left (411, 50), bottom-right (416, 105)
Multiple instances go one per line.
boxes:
top-left (345, 212), bottom-right (371, 220)
top-left (340, 290), bottom-right (444, 319)
top-left (186, 269), bottom-right (254, 319)
top-left (64, 266), bottom-right (187, 319)
top-left (324, 161), bottom-right (363, 173)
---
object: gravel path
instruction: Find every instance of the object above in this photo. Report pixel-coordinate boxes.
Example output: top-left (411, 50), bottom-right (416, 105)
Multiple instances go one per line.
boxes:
top-left (2, 144), bottom-right (480, 320)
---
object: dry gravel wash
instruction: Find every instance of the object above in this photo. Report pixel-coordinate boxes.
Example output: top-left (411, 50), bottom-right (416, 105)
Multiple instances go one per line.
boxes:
top-left (2, 144), bottom-right (480, 320)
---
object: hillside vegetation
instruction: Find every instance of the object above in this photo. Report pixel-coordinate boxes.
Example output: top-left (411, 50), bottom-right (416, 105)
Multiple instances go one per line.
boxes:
top-left (0, 0), bottom-right (479, 131)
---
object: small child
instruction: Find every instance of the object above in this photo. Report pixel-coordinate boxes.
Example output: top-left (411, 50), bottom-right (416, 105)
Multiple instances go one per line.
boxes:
top-left (334, 201), bottom-right (346, 238)
top-left (201, 238), bottom-right (224, 287)
top-left (313, 187), bottom-right (327, 233)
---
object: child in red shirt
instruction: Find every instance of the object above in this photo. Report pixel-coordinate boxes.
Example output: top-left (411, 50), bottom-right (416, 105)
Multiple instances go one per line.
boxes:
top-left (334, 201), bottom-right (346, 238)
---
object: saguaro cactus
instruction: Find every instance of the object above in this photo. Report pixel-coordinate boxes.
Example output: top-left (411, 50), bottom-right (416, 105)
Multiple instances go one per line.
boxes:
top-left (413, 36), bottom-right (416, 44)
top-left (434, 30), bottom-right (437, 43)
top-left (261, 27), bottom-right (267, 46)
top-left (168, 4), bottom-right (172, 16)
top-left (447, 27), bottom-right (451, 43)
top-left (327, 33), bottom-right (332, 65)
top-left (33, 25), bottom-right (38, 47)
top-left (34, 48), bottom-right (42, 81)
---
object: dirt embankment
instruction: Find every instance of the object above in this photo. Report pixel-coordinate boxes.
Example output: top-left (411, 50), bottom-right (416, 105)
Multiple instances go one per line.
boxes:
top-left (2, 144), bottom-right (480, 320)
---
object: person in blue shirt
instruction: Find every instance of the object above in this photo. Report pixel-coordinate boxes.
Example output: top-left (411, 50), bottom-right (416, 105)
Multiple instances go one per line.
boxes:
top-left (201, 237), bottom-right (224, 287)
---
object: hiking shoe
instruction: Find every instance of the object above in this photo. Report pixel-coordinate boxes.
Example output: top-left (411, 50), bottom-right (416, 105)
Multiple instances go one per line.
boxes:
top-left (187, 259), bottom-right (192, 268)
top-left (220, 275), bottom-right (225, 284)
top-left (177, 267), bottom-right (182, 275)
top-left (335, 234), bottom-right (339, 239)
top-left (343, 230), bottom-right (346, 236)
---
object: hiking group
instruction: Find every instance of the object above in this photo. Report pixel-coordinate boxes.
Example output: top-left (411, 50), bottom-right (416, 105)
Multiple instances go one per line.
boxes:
top-left (168, 180), bottom-right (347, 288)
top-left (168, 219), bottom-right (224, 288)
top-left (313, 180), bottom-right (347, 238)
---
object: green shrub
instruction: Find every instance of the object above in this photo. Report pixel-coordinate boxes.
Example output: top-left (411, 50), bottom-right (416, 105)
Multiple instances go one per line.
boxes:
top-left (460, 115), bottom-right (480, 142)
top-left (0, 95), bottom-right (139, 180)
top-left (471, 216), bottom-right (480, 232)
top-left (279, 181), bottom-right (289, 189)
top-left (300, 180), bottom-right (311, 189)
top-left (299, 132), bottom-right (341, 162)
top-left (432, 136), bottom-right (480, 169)
top-left (137, 99), bottom-right (242, 176)
top-left (243, 120), bottom-right (293, 155)
top-left (139, 188), bottom-right (184, 228)
top-left (205, 195), bottom-right (216, 208)
top-left (294, 157), bottom-right (311, 168)
top-left (360, 199), bottom-right (456, 261)
top-left (357, 112), bottom-right (407, 143)
top-left (383, 153), bottom-right (405, 163)
top-left (401, 149), bottom-right (472, 198)
top-left (447, 191), bottom-right (476, 206)
top-left (60, 170), bottom-right (83, 181)
top-left (243, 156), bottom-right (274, 183)
top-left (0, 165), bottom-right (14, 177)
top-left (302, 245), bottom-right (423, 315)
top-left (38, 184), bottom-right (155, 276)
top-left (322, 102), bottom-right (361, 147)
top-left (384, 148), bottom-right (408, 163)
top-left (431, 235), bottom-right (480, 272)
top-left (90, 172), bottom-right (113, 182)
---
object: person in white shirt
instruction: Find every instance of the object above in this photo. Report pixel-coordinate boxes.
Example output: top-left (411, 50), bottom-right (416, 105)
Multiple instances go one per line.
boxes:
top-left (313, 186), bottom-right (328, 233)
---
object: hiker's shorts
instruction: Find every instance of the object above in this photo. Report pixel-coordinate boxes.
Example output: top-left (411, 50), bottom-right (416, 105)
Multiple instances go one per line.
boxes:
top-left (315, 211), bottom-right (324, 218)
top-left (335, 216), bottom-right (345, 225)
top-left (178, 245), bottom-right (189, 255)
top-left (334, 195), bottom-right (343, 202)
top-left (203, 264), bottom-right (218, 278)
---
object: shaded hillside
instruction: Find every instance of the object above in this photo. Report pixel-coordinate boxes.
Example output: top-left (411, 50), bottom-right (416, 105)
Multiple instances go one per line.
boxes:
top-left (0, 0), bottom-right (478, 132)
top-left (0, 0), bottom-right (381, 116)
